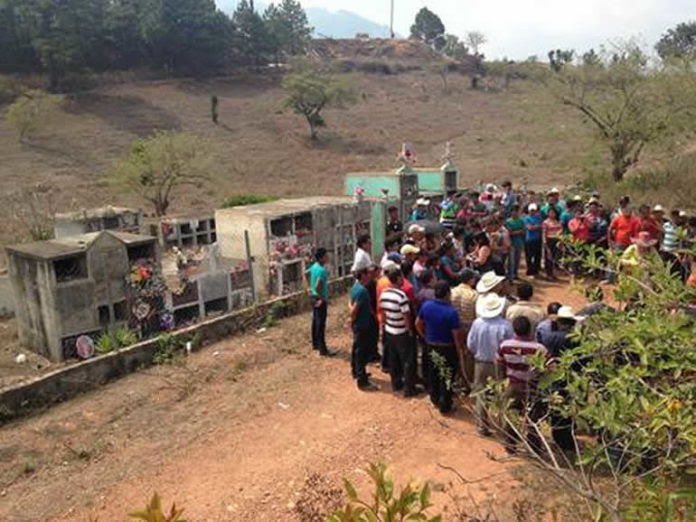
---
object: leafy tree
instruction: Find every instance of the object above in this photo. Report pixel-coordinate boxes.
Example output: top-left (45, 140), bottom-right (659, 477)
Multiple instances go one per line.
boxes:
top-left (5, 89), bottom-right (62, 141)
top-left (233, 0), bottom-right (273, 67)
top-left (410, 7), bottom-right (445, 51)
top-left (656, 21), bottom-right (696, 59)
top-left (582, 48), bottom-right (600, 66)
top-left (112, 131), bottom-right (213, 216)
top-left (282, 65), bottom-right (357, 140)
top-left (263, 0), bottom-right (312, 61)
top-left (545, 43), bottom-right (696, 181)
top-left (464, 31), bottom-right (487, 57)
top-left (548, 48), bottom-right (574, 72)
top-left (441, 34), bottom-right (468, 60)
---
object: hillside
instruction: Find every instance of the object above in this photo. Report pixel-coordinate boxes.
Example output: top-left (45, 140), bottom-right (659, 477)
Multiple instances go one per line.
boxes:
top-left (0, 70), bottom-right (604, 261)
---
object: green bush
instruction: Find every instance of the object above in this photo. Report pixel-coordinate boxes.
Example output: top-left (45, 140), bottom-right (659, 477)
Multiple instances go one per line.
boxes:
top-left (153, 333), bottom-right (185, 365)
top-left (114, 326), bottom-right (137, 348)
top-left (221, 194), bottom-right (279, 208)
top-left (129, 493), bottom-right (186, 522)
top-left (95, 334), bottom-right (116, 354)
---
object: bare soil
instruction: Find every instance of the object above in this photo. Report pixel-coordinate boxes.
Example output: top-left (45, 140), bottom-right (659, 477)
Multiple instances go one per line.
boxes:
top-left (0, 279), bottom-right (590, 521)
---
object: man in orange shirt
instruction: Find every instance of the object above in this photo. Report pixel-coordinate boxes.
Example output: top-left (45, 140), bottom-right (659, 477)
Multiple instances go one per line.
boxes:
top-left (609, 205), bottom-right (640, 253)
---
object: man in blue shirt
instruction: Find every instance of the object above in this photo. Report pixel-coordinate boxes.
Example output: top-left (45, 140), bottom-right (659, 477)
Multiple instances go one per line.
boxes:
top-left (416, 281), bottom-right (464, 414)
top-left (523, 203), bottom-right (543, 277)
top-left (307, 248), bottom-right (335, 357)
top-left (350, 267), bottom-right (379, 391)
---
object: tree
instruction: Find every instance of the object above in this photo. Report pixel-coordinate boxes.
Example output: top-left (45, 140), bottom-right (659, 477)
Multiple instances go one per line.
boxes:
top-left (282, 65), bottom-right (357, 140)
top-left (112, 131), bottom-right (214, 216)
top-left (545, 43), bottom-right (696, 181)
top-left (548, 48), bottom-right (574, 72)
top-left (5, 89), bottom-right (62, 142)
top-left (263, 0), bottom-right (312, 61)
top-left (233, 0), bottom-right (273, 67)
top-left (465, 31), bottom-right (486, 56)
top-left (441, 34), bottom-right (468, 60)
top-left (410, 7), bottom-right (445, 51)
top-left (656, 21), bottom-right (696, 59)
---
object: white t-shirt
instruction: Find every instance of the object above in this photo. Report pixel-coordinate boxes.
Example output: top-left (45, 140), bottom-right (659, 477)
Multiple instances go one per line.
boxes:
top-left (351, 247), bottom-right (372, 273)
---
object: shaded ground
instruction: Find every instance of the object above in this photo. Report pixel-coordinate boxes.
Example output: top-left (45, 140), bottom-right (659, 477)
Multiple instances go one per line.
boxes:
top-left (0, 278), bottom-right (590, 521)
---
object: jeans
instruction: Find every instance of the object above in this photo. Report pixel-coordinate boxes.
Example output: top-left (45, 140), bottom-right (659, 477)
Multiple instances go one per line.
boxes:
top-left (429, 343), bottom-right (458, 413)
top-left (508, 244), bottom-right (523, 279)
top-left (474, 361), bottom-right (498, 431)
top-left (525, 240), bottom-right (542, 276)
top-left (311, 299), bottom-right (327, 352)
top-left (352, 324), bottom-right (372, 385)
top-left (387, 332), bottom-right (416, 395)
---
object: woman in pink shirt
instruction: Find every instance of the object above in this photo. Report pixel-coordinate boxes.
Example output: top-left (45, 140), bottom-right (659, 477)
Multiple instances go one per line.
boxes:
top-left (543, 207), bottom-right (563, 280)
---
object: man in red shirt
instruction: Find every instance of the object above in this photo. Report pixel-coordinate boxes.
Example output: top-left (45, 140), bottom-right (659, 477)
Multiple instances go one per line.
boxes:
top-left (609, 205), bottom-right (640, 252)
top-left (636, 204), bottom-right (662, 244)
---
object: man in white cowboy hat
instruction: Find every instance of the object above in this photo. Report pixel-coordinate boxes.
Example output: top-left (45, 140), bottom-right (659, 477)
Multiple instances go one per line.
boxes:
top-left (476, 270), bottom-right (506, 296)
top-left (467, 293), bottom-right (514, 436)
top-left (542, 187), bottom-right (564, 219)
top-left (410, 198), bottom-right (431, 221)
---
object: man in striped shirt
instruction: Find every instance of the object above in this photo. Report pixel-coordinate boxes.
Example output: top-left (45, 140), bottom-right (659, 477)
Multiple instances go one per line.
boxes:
top-left (662, 209), bottom-right (681, 253)
top-left (379, 266), bottom-right (416, 396)
top-left (497, 316), bottom-right (548, 454)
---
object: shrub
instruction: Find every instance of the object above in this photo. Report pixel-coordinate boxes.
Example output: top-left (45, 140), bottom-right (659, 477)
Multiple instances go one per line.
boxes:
top-left (114, 327), bottom-right (137, 348)
top-left (95, 334), bottom-right (116, 355)
top-left (153, 334), bottom-right (186, 365)
top-left (5, 89), bottom-right (62, 141)
top-left (221, 194), bottom-right (279, 208)
top-left (129, 493), bottom-right (186, 522)
top-left (328, 463), bottom-right (441, 522)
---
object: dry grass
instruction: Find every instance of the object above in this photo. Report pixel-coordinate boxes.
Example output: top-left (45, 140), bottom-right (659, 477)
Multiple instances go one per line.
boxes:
top-left (0, 71), bottom-right (605, 265)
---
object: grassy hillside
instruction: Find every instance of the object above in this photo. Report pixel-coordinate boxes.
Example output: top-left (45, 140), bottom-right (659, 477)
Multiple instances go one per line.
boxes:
top-left (0, 70), bottom-right (607, 261)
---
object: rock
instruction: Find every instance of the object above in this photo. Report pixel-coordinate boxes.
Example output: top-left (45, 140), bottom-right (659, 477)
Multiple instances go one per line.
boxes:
top-left (15, 353), bottom-right (26, 364)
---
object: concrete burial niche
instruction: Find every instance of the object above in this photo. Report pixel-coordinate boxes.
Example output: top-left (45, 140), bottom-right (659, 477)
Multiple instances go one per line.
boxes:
top-left (54, 206), bottom-right (143, 238)
top-left (216, 197), bottom-right (382, 301)
top-left (344, 169), bottom-right (418, 221)
top-left (6, 231), bottom-right (157, 362)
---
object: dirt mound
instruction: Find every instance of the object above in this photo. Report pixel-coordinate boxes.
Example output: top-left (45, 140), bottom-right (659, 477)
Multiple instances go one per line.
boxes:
top-left (311, 38), bottom-right (442, 63)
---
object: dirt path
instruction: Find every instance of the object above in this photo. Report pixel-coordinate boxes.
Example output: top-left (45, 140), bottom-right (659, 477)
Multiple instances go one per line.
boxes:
top-left (0, 279), bottom-right (589, 521)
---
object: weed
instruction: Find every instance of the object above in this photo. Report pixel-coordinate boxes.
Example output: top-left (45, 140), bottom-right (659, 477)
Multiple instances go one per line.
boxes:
top-left (114, 326), bottom-right (137, 348)
top-left (21, 457), bottom-right (36, 475)
top-left (129, 493), bottom-right (186, 522)
top-left (263, 301), bottom-right (286, 329)
top-left (95, 334), bottom-right (116, 355)
top-left (153, 334), bottom-right (185, 366)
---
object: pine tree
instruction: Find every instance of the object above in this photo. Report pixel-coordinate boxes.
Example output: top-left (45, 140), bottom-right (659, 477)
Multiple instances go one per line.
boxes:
top-left (264, 0), bottom-right (312, 61)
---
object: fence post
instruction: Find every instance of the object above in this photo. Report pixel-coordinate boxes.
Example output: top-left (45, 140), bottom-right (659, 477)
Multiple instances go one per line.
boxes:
top-left (244, 230), bottom-right (256, 304)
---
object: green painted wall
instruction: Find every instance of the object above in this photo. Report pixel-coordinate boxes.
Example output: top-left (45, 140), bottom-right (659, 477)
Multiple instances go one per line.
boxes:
top-left (415, 171), bottom-right (443, 193)
top-left (370, 202), bottom-right (385, 259)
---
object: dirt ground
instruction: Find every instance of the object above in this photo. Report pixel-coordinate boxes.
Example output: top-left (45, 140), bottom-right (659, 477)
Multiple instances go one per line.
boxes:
top-left (0, 278), bottom-right (590, 521)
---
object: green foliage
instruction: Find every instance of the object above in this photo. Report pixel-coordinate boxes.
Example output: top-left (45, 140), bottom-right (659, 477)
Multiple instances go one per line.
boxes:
top-left (153, 333), bottom-right (186, 366)
top-left (114, 326), bottom-right (138, 348)
top-left (112, 131), bottom-right (214, 216)
top-left (328, 463), bottom-right (441, 522)
top-left (410, 7), bottom-right (446, 51)
top-left (623, 480), bottom-right (696, 521)
top-left (545, 42), bottom-right (696, 181)
top-left (232, 0), bottom-right (274, 67)
top-left (95, 334), bottom-right (116, 355)
top-left (430, 350), bottom-right (452, 391)
top-left (263, 301), bottom-right (286, 328)
top-left (129, 493), bottom-right (186, 522)
top-left (656, 22), bottom-right (696, 60)
top-left (282, 64), bottom-right (357, 139)
top-left (5, 89), bottom-right (62, 141)
top-left (221, 194), bottom-right (279, 208)
top-left (548, 49), bottom-right (575, 72)
top-left (441, 35), bottom-right (468, 60)
top-left (263, 0), bottom-right (313, 60)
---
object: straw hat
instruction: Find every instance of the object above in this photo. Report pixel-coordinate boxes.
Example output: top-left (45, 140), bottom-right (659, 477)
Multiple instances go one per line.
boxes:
top-left (653, 204), bottom-right (665, 213)
top-left (416, 198), bottom-right (430, 206)
top-left (632, 231), bottom-right (657, 248)
top-left (476, 271), bottom-right (506, 293)
top-left (400, 244), bottom-right (420, 256)
top-left (408, 224), bottom-right (425, 235)
top-left (557, 306), bottom-right (578, 321)
top-left (476, 293), bottom-right (506, 319)
top-left (528, 203), bottom-right (539, 212)
top-left (547, 187), bottom-right (560, 195)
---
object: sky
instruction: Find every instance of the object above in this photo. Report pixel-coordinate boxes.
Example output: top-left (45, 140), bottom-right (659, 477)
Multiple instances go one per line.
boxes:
top-left (296, 0), bottom-right (696, 59)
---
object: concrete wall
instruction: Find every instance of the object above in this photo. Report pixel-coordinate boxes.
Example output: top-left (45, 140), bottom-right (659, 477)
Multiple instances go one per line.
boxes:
top-left (0, 276), bottom-right (353, 424)
top-left (0, 275), bottom-right (14, 318)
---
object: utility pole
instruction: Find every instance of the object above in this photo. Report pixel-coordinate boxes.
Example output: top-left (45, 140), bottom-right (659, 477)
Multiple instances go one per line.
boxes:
top-left (390, 0), bottom-right (395, 39)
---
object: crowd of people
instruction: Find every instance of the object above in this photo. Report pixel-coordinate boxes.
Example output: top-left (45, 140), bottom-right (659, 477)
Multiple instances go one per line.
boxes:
top-left (304, 182), bottom-right (694, 454)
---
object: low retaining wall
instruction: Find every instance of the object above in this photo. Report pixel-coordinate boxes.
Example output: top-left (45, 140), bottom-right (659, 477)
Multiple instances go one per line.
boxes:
top-left (0, 275), bottom-right (14, 318)
top-left (0, 276), bottom-right (353, 424)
